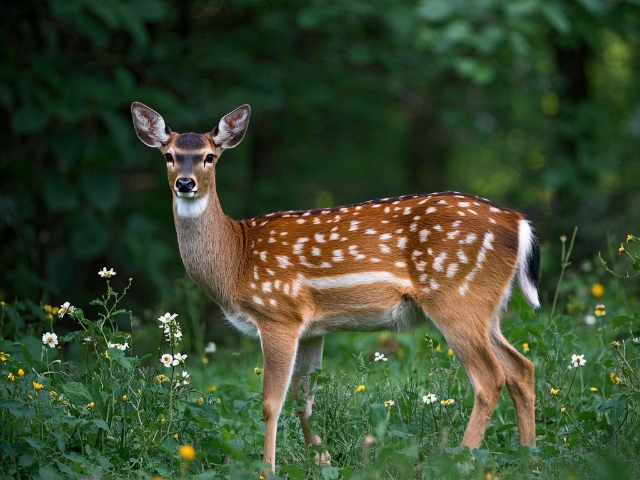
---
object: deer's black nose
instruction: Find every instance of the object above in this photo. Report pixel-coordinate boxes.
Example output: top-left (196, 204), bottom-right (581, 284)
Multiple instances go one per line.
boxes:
top-left (175, 178), bottom-right (196, 192)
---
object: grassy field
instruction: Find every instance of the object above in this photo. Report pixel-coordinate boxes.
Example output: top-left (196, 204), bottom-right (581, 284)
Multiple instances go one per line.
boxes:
top-left (1, 234), bottom-right (639, 479)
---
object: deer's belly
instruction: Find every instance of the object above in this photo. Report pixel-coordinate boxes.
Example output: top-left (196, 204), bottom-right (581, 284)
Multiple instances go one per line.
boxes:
top-left (305, 297), bottom-right (426, 336)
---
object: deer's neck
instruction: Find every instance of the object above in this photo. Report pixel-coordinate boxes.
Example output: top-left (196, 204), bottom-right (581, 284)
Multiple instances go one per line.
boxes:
top-left (173, 189), bottom-right (245, 310)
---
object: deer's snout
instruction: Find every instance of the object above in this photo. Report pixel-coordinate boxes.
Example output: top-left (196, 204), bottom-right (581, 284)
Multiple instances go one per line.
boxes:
top-left (175, 177), bottom-right (196, 193)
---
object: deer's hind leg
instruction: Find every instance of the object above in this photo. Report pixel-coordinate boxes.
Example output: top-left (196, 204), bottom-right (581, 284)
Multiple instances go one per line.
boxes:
top-left (489, 316), bottom-right (536, 446)
top-left (292, 335), bottom-right (331, 466)
top-left (422, 299), bottom-right (506, 449)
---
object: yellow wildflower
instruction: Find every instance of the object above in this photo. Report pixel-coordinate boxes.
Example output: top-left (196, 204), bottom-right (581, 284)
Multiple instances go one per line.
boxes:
top-left (355, 385), bottom-right (366, 393)
top-left (103, 351), bottom-right (109, 359)
top-left (254, 367), bottom-right (262, 376)
top-left (156, 374), bottom-right (170, 383)
top-left (49, 391), bottom-right (57, 397)
top-left (594, 304), bottom-right (606, 317)
top-left (590, 283), bottom-right (604, 298)
top-left (17, 369), bottom-right (24, 377)
top-left (435, 345), bottom-right (442, 353)
top-left (610, 372), bottom-right (621, 384)
top-left (619, 244), bottom-right (625, 254)
top-left (172, 433), bottom-right (179, 441)
top-left (589, 387), bottom-right (598, 392)
top-left (178, 444), bottom-right (196, 462)
top-left (202, 357), bottom-right (209, 365)
top-left (207, 385), bottom-right (217, 392)
top-left (522, 343), bottom-right (529, 352)
top-left (563, 437), bottom-right (569, 446)
top-left (33, 382), bottom-right (43, 390)
top-left (612, 340), bottom-right (621, 348)
top-left (384, 400), bottom-right (395, 408)
top-left (440, 398), bottom-right (455, 406)
top-left (122, 395), bottom-right (128, 401)
top-left (0, 352), bottom-right (10, 362)
top-left (447, 349), bottom-right (453, 356)
top-left (560, 406), bottom-right (567, 414)
top-left (627, 234), bottom-right (633, 243)
top-left (7, 372), bottom-right (15, 381)
top-left (197, 397), bottom-right (204, 405)
top-left (550, 388), bottom-right (559, 395)
top-left (87, 402), bottom-right (95, 409)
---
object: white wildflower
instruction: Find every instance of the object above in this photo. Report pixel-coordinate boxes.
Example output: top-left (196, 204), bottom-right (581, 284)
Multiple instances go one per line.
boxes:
top-left (98, 267), bottom-right (116, 278)
top-left (204, 342), bottom-right (217, 353)
top-left (422, 393), bottom-right (437, 404)
top-left (58, 302), bottom-right (75, 318)
top-left (584, 315), bottom-right (596, 326)
top-left (158, 312), bottom-right (178, 325)
top-left (570, 354), bottom-right (586, 368)
top-left (160, 354), bottom-right (173, 367)
top-left (374, 352), bottom-right (387, 362)
top-left (174, 352), bottom-right (187, 364)
top-left (42, 332), bottom-right (58, 348)
top-left (181, 370), bottom-right (191, 385)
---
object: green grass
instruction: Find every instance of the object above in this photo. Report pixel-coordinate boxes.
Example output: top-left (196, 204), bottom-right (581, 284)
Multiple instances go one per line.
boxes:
top-left (1, 235), bottom-right (639, 479)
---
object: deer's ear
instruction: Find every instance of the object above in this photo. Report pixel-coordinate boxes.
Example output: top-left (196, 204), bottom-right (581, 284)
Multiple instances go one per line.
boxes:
top-left (131, 102), bottom-right (172, 148)
top-left (212, 105), bottom-right (251, 150)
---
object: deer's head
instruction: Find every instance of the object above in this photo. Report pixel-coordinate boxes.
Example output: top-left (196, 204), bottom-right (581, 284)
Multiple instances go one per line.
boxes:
top-left (131, 102), bottom-right (250, 201)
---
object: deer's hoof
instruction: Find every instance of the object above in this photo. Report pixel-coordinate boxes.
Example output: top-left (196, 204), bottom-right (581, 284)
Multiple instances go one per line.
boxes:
top-left (313, 450), bottom-right (331, 467)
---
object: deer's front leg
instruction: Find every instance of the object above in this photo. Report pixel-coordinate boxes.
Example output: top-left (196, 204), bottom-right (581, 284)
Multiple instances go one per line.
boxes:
top-left (260, 325), bottom-right (301, 474)
top-left (292, 335), bottom-right (330, 466)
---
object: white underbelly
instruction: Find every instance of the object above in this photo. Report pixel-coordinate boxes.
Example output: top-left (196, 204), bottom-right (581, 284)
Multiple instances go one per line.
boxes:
top-left (305, 300), bottom-right (426, 337)
top-left (223, 310), bottom-right (259, 338)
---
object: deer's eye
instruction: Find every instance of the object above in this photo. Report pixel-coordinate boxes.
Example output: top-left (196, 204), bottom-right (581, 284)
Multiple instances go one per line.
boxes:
top-left (165, 153), bottom-right (174, 164)
top-left (204, 153), bottom-right (215, 164)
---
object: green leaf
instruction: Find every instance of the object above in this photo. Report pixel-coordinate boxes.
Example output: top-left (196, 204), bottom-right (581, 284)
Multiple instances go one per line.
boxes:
top-left (608, 315), bottom-right (633, 329)
top-left (541, 4), bottom-right (570, 35)
top-left (321, 466), bottom-right (340, 480)
top-left (280, 464), bottom-right (305, 480)
top-left (38, 465), bottom-right (63, 480)
top-left (11, 105), bottom-right (49, 134)
top-left (92, 419), bottom-right (110, 431)
top-left (61, 382), bottom-right (94, 405)
top-left (0, 400), bottom-right (35, 419)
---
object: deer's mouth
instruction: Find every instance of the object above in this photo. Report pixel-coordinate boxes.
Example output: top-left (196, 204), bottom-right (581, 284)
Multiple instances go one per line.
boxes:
top-left (175, 190), bottom-right (198, 198)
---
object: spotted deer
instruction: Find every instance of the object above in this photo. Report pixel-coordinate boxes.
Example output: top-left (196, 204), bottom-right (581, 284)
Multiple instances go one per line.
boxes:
top-left (131, 102), bottom-right (540, 473)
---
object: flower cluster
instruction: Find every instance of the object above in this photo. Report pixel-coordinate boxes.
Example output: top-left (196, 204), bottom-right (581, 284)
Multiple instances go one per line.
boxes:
top-left (58, 302), bottom-right (75, 318)
top-left (157, 312), bottom-right (190, 386)
top-left (374, 352), bottom-right (387, 362)
top-left (158, 312), bottom-right (182, 347)
top-left (107, 342), bottom-right (129, 351)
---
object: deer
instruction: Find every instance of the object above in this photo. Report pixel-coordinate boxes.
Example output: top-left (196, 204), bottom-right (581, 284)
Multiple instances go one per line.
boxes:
top-left (131, 102), bottom-right (541, 473)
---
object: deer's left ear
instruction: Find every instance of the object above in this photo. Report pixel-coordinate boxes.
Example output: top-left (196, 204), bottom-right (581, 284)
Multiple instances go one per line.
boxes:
top-left (131, 102), bottom-right (172, 148)
top-left (212, 105), bottom-right (251, 150)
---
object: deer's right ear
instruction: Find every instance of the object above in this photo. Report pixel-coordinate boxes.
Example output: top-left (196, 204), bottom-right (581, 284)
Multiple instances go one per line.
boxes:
top-left (131, 102), bottom-right (172, 148)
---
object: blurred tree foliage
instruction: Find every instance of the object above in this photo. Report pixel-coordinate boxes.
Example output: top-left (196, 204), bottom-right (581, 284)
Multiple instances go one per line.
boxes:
top-left (1, 0), bottom-right (639, 311)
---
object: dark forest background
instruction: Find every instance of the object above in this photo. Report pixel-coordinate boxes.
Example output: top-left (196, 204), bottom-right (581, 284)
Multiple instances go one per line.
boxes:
top-left (1, 0), bottom-right (639, 344)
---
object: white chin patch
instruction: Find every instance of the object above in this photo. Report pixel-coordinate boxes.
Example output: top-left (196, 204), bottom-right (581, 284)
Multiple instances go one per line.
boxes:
top-left (175, 194), bottom-right (208, 218)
